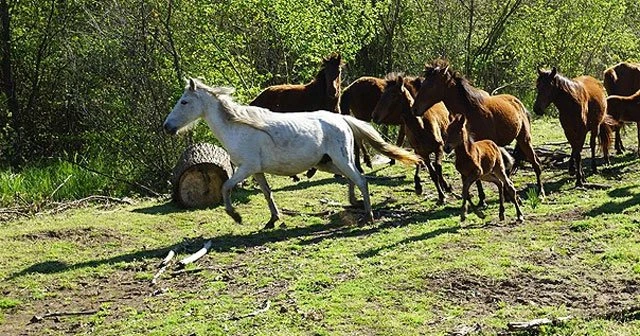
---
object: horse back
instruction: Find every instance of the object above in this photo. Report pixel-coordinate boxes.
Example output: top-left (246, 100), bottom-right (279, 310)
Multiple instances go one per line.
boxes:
top-left (604, 62), bottom-right (640, 96)
top-left (341, 77), bottom-right (385, 121)
top-left (251, 83), bottom-right (335, 112)
top-left (472, 94), bottom-right (527, 145)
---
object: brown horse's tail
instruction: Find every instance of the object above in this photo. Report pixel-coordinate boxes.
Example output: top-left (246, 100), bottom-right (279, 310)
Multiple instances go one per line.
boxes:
top-left (599, 114), bottom-right (617, 155)
top-left (499, 147), bottom-right (515, 177)
top-left (342, 116), bottom-right (422, 165)
top-left (339, 87), bottom-right (351, 115)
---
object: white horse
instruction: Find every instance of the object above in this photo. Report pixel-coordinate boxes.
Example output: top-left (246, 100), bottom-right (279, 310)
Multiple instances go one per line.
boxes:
top-left (163, 78), bottom-right (421, 229)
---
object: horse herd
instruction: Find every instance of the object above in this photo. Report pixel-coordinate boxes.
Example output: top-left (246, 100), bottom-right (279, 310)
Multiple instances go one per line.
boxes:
top-left (163, 53), bottom-right (640, 229)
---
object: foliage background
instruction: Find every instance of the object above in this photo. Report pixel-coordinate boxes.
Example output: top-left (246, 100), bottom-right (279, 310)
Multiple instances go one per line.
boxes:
top-left (0, 0), bottom-right (638, 198)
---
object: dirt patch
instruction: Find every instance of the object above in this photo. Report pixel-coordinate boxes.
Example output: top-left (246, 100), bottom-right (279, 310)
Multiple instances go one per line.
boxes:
top-left (16, 227), bottom-right (125, 246)
top-left (424, 270), bottom-right (639, 317)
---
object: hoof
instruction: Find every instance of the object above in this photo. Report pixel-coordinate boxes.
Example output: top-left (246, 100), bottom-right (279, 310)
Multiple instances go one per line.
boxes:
top-left (228, 210), bottom-right (242, 224)
top-left (290, 175), bottom-right (301, 182)
top-left (436, 198), bottom-right (446, 206)
top-left (460, 213), bottom-right (467, 222)
top-left (306, 168), bottom-right (317, 179)
top-left (516, 216), bottom-right (524, 224)
top-left (263, 221), bottom-right (276, 230)
top-left (499, 213), bottom-right (505, 221)
top-left (388, 159), bottom-right (396, 166)
top-left (414, 185), bottom-right (423, 195)
top-left (477, 201), bottom-right (489, 210)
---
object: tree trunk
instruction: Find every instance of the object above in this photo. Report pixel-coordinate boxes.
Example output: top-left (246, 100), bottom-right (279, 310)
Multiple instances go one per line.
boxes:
top-left (171, 143), bottom-right (234, 208)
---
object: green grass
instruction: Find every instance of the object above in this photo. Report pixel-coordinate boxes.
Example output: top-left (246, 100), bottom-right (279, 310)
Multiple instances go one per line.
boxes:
top-left (0, 117), bottom-right (639, 335)
top-left (0, 156), bottom-right (127, 207)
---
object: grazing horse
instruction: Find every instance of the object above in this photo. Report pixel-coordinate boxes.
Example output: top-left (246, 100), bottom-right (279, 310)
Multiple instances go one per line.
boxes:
top-left (606, 89), bottom-right (640, 154)
top-left (164, 79), bottom-right (421, 229)
top-left (372, 75), bottom-right (451, 203)
top-left (412, 59), bottom-right (545, 204)
top-left (250, 52), bottom-right (343, 113)
top-left (444, 114), bottom-right (523, 223)
top-left (340, 75), bottom-right (418, 166)
top-left (533, 67), bottom-right (613, 187)
top-left (603, 62), bottom-right (640, 153)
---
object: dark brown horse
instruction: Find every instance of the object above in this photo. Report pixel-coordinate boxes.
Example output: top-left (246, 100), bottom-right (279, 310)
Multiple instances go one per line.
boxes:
top-left (372, 74), bottom-right (451, 203)
top-left (250, 53), bottom-right (343, 113)
top-left (340, 75), bottom-right (417, 166)
top-left (607, 89), bottom-right (640, 154)
top-left (533, 67), bottom-right (613, 187)
top-left (444, 114), bottom-right (523, 223)
top-left (604, 62), bottom-right (640, 153)
top-left (412, 59), bottom-right (545, 203)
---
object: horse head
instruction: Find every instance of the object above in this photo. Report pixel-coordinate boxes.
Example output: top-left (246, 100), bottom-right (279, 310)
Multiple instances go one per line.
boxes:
top-left (322, 52), bottom-right (343, 99)
top-left (413, 59), bottom-right (451, 116)
top-left (443, 113), bottom-right (466, 154)
top-left (164, 78), bottom-right (234, 135)
top-left (533, 67), bottom-right (558, 115)
top-left (372, 74), bottom-right (414, 124)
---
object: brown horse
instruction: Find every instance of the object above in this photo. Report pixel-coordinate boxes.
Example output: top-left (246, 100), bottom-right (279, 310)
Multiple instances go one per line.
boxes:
top-left (372, 74), bottom-right (451, 203)
top-left (250, 53), bottom-right (343, 113)
top-left (340, 75), bottom-right (414, 166)
top-left (444, 114), bottom-right (523, 223)
top-left (604, 62), bottom-right (640, 153)
top-left (412, 59), bottom-right (545, 203)
top-left (607, 89), bottom-right (640, 154)
top-left (533, 67), bottom-right (613, 187)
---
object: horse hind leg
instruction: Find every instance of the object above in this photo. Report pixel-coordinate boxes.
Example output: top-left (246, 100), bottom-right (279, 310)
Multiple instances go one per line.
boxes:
top-left (516, 136), bottom-right (546, 197)
top-left (253, 173), bottom-right (281, 230)
top-left (324, 156), bottom-right (373, 223)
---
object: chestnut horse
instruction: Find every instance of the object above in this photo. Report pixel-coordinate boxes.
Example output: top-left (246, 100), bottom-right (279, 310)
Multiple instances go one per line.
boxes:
top-left (607, 89), bottom-right (640, 154)
top-left (250, 52), bottom-right (343, 113)
top-left (444, 114), bottom-right (523, 223)
top-left (412, 59), bottom-right (545, 203)
top-left (533, 67), bottom-right (613, 187)
top-left (340, 75), bottom-right (418, 166)
top-left (603, 62), bottom-right (640, 153)
top-left (372, 74), bottom-right (451, 203)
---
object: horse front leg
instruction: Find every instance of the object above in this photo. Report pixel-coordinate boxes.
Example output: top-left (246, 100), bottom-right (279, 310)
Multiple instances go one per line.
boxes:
top-left (435, 148), bottom-right (451, 193)
top-left (637, 122), bottom-right (640, 156)
top-left (413, 163), bottom-right (423, 195)
top-left (253, 173), bottom-right (281, 230)
top-left (221, 166), bottom-right (254, 224)
top-left (571, 145), bottom-right (585, 187)
top-left (460, 176), bottom-right (475, 222)
top-left (425, 159), bottom-right (446, 205)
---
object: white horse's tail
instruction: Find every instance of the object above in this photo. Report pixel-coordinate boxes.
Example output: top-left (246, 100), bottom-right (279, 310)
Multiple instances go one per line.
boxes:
top-left (342, 116), bottom-right (422, 165)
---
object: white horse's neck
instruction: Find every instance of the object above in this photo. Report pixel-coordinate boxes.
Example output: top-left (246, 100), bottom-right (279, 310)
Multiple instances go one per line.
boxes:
top-left (200, 91), bottom-right (236, 146)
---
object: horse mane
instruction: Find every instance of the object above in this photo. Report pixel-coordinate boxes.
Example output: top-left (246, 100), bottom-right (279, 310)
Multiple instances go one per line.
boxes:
top-left (192, 79), bottom-right (268, 130)
top-left (552, 73), bottom-right (582, 102)
top-left (383, 72), bottom-right (422, 96)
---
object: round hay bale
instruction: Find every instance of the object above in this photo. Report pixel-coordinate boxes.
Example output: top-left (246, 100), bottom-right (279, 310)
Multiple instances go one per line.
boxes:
top-left (171, 143), bottom-right (234, 208)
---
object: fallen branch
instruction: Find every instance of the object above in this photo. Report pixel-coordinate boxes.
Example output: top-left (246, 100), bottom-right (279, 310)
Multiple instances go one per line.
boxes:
top-left (30, 309), bottom-right (100, 323)
top-left (178, 240), bottom-right (213, 267)
top-left (151, 250), bottom-right (176, 285)
top-left (229, 299), bottom-right (271, 321)
top-left (507, 315), bottom-right (573, 331)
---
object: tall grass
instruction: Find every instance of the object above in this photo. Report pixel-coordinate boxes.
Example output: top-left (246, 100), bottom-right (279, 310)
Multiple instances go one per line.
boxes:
top-left (0, 157), bottom-right (129, 208)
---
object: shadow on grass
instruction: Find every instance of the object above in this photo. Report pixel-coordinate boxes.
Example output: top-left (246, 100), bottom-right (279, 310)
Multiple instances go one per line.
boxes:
top-left (9, 198), bottom-right (437, 280)
top-left (585, 185), bottom-right (640, 217)
top-left (131, 187), bottom-right (260, 215)
top-left (356, 225), bottom-right (460, 259)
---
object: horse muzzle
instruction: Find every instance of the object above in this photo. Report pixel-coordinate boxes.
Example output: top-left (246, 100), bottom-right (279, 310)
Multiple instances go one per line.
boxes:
top-left (163, 122), bottom-right (178, 135)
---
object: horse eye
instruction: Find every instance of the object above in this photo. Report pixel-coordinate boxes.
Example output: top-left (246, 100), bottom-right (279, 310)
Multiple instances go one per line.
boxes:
top-left (180, 100), bottom-right (188, 105)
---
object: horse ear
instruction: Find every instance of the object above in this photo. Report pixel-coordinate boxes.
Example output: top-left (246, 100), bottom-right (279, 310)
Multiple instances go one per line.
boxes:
top-left (537, 68), bottom-right (544, 76)
top-left (188, 78), bottom-right (196, 91)
top-left (396, 75), bottom-right (403, 85)
top-left (551, 67), bottom-right (557, 77)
